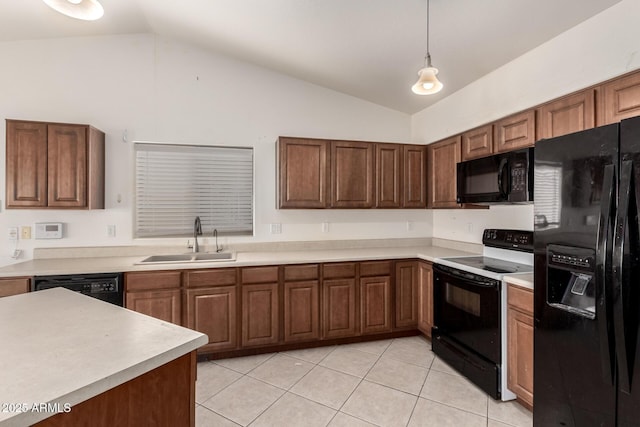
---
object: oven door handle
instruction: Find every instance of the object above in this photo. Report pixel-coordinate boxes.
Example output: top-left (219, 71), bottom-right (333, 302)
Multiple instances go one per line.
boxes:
top-left (435, 266), bottom-right (500, 290)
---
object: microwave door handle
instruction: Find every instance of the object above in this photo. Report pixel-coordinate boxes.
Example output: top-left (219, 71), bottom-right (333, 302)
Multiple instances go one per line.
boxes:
top-left (497, 158), bottom-right (509, 198)
top-left (596, 163), bottom-right (615, 385)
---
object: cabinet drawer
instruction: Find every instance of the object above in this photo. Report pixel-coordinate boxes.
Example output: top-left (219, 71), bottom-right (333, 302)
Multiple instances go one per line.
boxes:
top-left (241, 266), bottom-right (279, 284)
top-left (508, 284), bottom-right (533, 315)
top-left (0, 277), bottom-right (30, 297)
top-left (126, 271), bottom-right (181, 291)
top-left (360, 261), bottom-right (392, 277)
top-left (323, 262), bottom-right (356, 279)
top-left (184, 268), bottom-right (237, 288)
top-left (284, 264), bottom-right (318, 281)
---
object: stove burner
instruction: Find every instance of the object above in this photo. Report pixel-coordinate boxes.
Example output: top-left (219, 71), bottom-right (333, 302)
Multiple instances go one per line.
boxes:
top-left (439, 256), bottom-right (533, 275)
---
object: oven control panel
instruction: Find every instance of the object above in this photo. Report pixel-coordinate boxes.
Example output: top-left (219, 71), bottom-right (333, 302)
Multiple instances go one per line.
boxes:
top-left (482, 229), bottom-right (533, 252)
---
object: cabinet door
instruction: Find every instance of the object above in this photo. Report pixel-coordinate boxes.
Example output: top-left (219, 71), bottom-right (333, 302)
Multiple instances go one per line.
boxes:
top-left (360, 276), bottom-right (392, 334)
top-left (395, 261), bottom-right (418, 328)
top-left (375, 143), bottom-right (402, 208)
top-left (599, 71), bottom-right (640, 125)
top-left (427, 136), bottom-right (461, 208)
top-left (508, 306), bottom-right (534, 408)
top-left (537, 89), bottom-right (595, 139)
top-left (322, 278), bottom-right (357, 338)
top-left (494, 110), bottom-right (536, 153)
top-left (278, 137), bottom-right (329, 208)
top-left (0, 277), bottom-right (30, 298)
top-left (403, 145), bottom-right (427, 208)
top-left (6, 120), bottom-right (48, 208)
top-left (331, 140), bottom-right (374, 208)
top-left (242, 283), bottom-right (279, 347)
top-left (47, 124), bottom-right (88, 208)
top-left (126, 289), bottom-right (182, 325)
top-left (461, 125), bottom-right (493, 161)
top-left (417, 262), bottom-right (433, 337)
top-left (186, 286), bottom-right (238, 352)
top-left (284, 280), bottom-right (319, 342)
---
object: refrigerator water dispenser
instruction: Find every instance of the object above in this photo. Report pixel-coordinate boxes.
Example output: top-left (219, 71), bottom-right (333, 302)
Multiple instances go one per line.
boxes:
top-left (546, 244), bottom-right (596, 319)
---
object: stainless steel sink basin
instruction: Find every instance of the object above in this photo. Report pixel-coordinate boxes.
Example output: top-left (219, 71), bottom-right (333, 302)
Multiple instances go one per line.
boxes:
top-left (136, 252), bottom-right (235, 264)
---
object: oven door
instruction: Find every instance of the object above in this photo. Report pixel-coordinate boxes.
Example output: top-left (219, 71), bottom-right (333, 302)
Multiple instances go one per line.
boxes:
top-left (433, 263), bottom-right (501, 364)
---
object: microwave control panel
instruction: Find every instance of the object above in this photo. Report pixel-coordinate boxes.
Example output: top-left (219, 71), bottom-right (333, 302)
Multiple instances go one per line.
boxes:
top-left (511, 161), bottom-right (527, 193)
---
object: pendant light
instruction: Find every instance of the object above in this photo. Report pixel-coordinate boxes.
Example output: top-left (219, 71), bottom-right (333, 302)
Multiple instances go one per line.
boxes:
top-left (412, 0), bottom-right (443, 95)
top-left (42, 0), bottom-right (104, 21)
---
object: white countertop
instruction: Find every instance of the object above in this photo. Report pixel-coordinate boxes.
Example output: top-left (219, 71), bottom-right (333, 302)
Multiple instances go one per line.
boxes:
top-left (0, 245), bottom-right (479, 278)
top-left (504, 272), bottom-right (534, 290)
top-left (0, 288), bottom-right (207, 426)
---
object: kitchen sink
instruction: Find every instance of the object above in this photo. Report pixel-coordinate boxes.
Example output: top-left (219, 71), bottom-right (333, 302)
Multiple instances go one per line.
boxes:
top-left (136, 252), bottom-right (235, 264)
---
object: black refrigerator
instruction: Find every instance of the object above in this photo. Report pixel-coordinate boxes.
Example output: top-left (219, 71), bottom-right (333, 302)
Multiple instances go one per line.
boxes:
top-left (534, 116), bottom-right (640, 426)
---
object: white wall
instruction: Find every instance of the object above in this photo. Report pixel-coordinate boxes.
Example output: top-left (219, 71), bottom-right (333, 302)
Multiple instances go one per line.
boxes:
top-left (0, 34), bottom-right (430, 266)
top-left (412, 0), bottom-right (640, 244)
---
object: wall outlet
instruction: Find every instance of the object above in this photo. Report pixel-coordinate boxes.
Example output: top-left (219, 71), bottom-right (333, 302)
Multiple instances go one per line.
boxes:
top-left (8, 227), bottom-right (18, 241)
top-left (406, 221), bottom-right (414, 231)
top-left (21, 226), bottom-right (31, 239)
top-left (321, 222), bottom-right (330, 233)
top-left (270, 223), bottom-right (282, 234)
top-left (107, 225), bottom-right (116, 237)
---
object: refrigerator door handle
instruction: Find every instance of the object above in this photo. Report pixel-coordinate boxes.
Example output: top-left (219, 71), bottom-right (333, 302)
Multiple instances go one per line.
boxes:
top-left (614, 159), bottom-right (633, 393)
top-left (597, 163), bottom-right (616, 385)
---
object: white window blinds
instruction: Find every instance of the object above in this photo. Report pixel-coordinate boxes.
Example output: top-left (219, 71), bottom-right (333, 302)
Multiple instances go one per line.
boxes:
top-left (135, 143), bottom-right (253, 238)
top-left (534, 163), bottom-right (562, 228)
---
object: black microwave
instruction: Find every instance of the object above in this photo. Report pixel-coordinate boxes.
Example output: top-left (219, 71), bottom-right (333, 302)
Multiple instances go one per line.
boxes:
top-left (456, 147), bottom-right (534, 204)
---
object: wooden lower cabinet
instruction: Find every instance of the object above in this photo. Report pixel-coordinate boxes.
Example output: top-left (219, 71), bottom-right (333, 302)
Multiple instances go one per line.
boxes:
top-left (0, 277), bottom-right (30, 297)
top-left (126, 290), bottom-right (181, 325)
top-left (125, 271), bottom-right (182, 325)
top-left (395, 261), bottom-right (418, 328)
top-left (360, 276), bottom-right (392, 334)
top-left (322, 278), bottom-right (357, 338)
top-left (186, 286), bottom-right (238, 352)
top-left (417, 261), bottom-right (433, 337)
top-left (507, 284), bottom-right (534, 408)
top-left (242, 283), bottom-right (279, 347)
top-left (284, 280), bottom-right (320, 342)
top-left (34, 351), bottom-right (196, 427)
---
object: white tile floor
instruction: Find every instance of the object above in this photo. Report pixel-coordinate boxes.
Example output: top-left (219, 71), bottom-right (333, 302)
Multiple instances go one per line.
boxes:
top-left (195, 336), bottom-right (533, 427)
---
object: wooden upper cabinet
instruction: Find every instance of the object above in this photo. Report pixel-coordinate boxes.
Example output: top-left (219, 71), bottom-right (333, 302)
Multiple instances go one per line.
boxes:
top-left (461, 124), bottom-right (493, 161)
top-left (375, 143), bottom-right (402, 208)
top-left (278, 137), bottom-right (329, 208)
top-left (494, 110), bottom-right (536, 153)
top-left (599, 70), bottom-right (640, 125)
top-left (427, 135), bottom-right (461, 208)
top-left (403, 145), bottom-right (427, 208)
top-left (537, 89), bottom-right (595, 139)
top-left (331, 140), bottom-right (374, 208)
top-left (5, 119), bottom-right (104, 209)
top-left (6, 121), bottom-right (48, 207)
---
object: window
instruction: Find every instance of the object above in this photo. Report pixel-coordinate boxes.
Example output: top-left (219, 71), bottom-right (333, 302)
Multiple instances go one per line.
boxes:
top-left (135, 143), bottom-right (253, 238)
top-left (534, 163), bottom-right (562, 229)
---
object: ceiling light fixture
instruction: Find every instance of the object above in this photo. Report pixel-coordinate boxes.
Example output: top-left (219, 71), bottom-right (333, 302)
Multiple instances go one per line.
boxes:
top-left (42, 0), bottom-right (104, 21)
top-left (412, 0), bottom-right (443, 95)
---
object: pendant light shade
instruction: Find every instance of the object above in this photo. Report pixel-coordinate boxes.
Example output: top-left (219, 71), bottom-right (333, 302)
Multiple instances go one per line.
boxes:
top-left (412, 56), bottom-right (443, 95)
top-left (42, 0), bottom-right (104, 21)
top-left (412, 0), bottom-right (443, 95)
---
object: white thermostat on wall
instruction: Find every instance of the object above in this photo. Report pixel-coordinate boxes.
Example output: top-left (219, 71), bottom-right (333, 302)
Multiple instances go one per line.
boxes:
top-left (35, 222), bottom-right (63, 239)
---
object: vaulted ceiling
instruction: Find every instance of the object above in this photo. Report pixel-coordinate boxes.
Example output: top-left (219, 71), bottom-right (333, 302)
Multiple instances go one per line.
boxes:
top-left (0, 0), bottom-right (622, 113)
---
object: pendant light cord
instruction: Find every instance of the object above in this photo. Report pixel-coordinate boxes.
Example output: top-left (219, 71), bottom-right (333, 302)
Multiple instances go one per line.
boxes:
top-left (426, 0), bottom-right (432, 67)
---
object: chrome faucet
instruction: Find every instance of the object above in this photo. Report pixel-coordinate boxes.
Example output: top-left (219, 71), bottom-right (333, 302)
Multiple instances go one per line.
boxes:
top-left (213, 228), bottom-right (223, 253)
top-left (193, 216), bottom-right (203, 253)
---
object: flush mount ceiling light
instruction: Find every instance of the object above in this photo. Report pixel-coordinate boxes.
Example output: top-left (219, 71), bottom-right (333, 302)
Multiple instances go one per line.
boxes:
top-left (412, 0), bottom-right (443, 95)
top-left (42, 0), bottom-right (104, 21)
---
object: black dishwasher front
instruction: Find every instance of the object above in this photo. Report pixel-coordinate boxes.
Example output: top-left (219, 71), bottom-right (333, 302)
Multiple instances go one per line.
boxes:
top-left (33, 273), bottom-right (124, 306)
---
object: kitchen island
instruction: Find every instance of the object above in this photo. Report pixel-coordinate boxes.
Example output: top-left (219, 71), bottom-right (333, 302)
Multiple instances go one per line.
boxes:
top-left (0, 288), bottom-right (207, 427)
